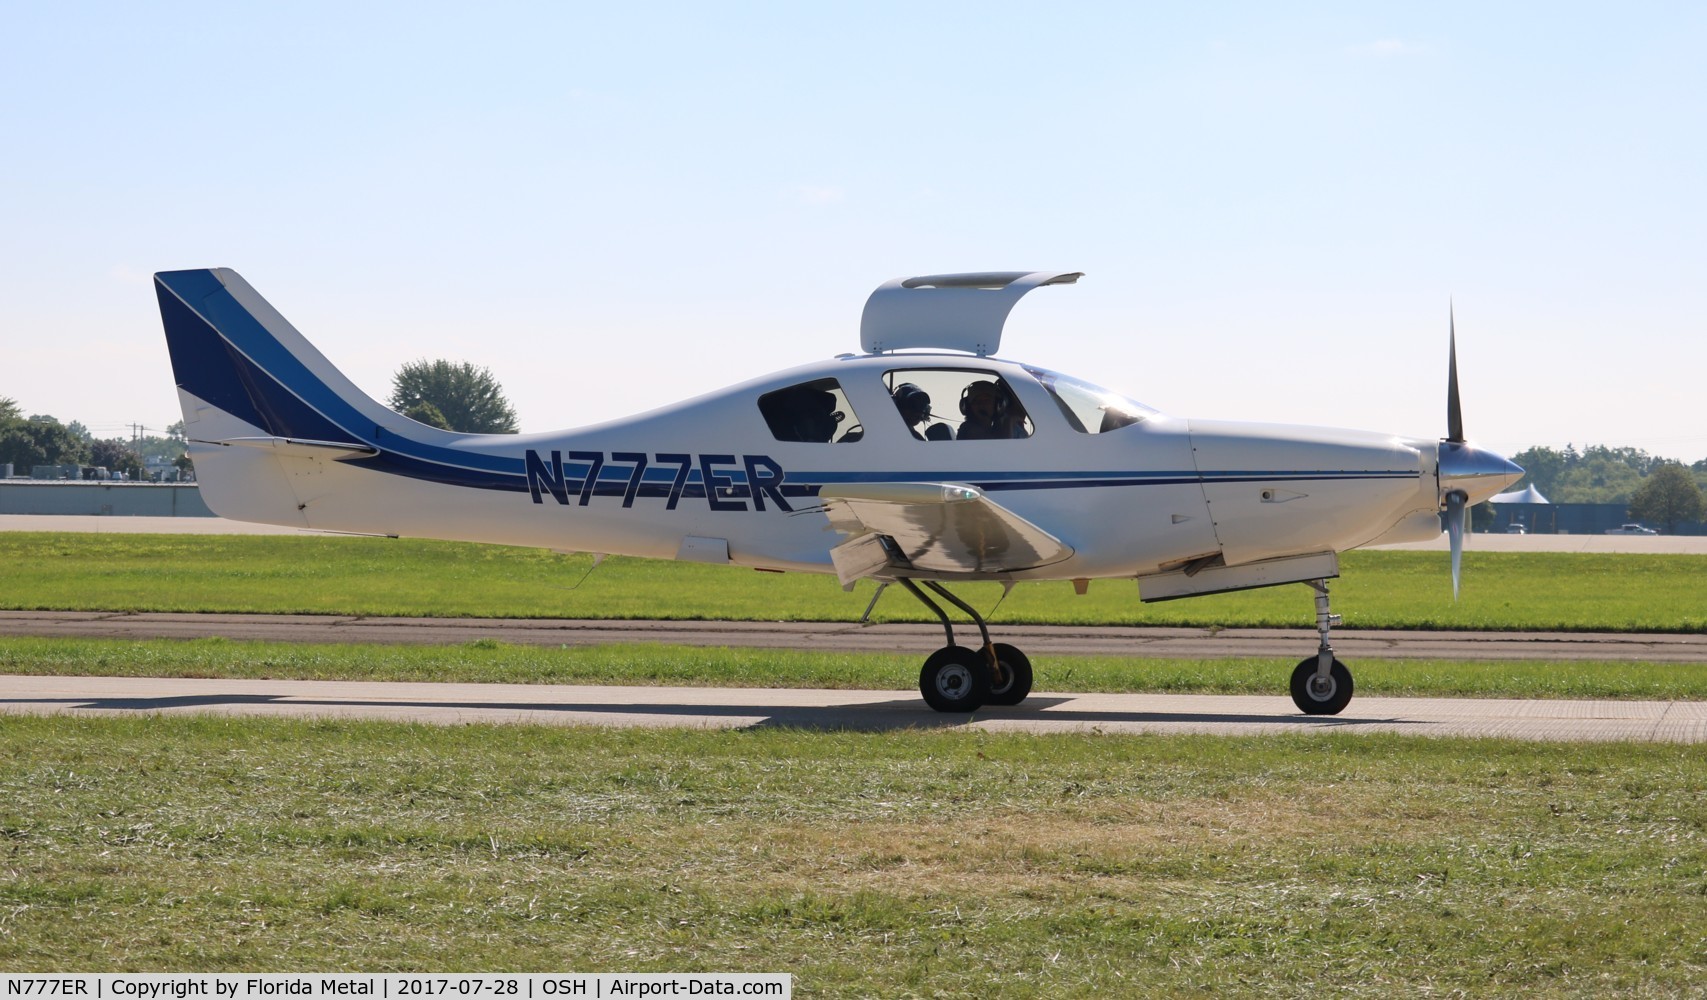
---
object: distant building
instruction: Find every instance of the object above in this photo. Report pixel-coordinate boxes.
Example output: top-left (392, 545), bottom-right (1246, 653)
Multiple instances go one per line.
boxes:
top-left (1484, 500), bottom-right (1703, 536)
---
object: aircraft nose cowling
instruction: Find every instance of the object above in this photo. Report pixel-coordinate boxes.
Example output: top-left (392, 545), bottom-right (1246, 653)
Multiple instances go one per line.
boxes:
top-left (1437, 441), bottom-right (1524, 505)
top-left (1185, 419), bottom-right (1435, 565)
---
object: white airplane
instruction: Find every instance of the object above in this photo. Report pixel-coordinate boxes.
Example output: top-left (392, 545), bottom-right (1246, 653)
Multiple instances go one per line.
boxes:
top-left (155, 268), bottom-right (1522, 715)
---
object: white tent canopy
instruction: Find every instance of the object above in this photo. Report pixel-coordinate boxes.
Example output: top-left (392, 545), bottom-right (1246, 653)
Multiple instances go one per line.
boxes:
top-left (1490, 484), bottom-right (1549, 504)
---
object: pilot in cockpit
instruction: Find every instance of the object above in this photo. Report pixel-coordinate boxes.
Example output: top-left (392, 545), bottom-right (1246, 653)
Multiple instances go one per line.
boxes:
top-left (956, 379), bottom-right (1028, 439)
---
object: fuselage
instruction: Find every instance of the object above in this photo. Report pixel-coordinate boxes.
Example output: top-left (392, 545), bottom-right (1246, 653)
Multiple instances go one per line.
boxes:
top-left (187, 350), bottom-right (1483, 581)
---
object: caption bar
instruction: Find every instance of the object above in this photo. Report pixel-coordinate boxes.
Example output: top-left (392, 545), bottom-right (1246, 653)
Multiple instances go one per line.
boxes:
top-left (4, 977), bottom-right (789, 1000)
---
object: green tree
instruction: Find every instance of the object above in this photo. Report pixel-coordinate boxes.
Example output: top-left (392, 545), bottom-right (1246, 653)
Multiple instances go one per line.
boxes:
top-left (90, 438), bottom-right (147, 480)
top-left (1507, 444), bottom-right (1690, 504)
top-left (0, 415), bottom-right (92, 471)
top-left (1509, 445), bottom-right (1571, 498)
top-left (388, 360), bottom-right (518, 434)
top-left (1628, 463), bottom-right (1706, 534)
top-left (0, 396), bottom-right (21, 424)
top-left (1551, 446), bottom-right (1652, 503)
top-left (402, 401), bottom-right (452, 430)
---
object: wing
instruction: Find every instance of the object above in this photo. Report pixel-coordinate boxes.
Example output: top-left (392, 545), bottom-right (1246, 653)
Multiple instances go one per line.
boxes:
top-left (819, 482), bottom-right (1075, 586)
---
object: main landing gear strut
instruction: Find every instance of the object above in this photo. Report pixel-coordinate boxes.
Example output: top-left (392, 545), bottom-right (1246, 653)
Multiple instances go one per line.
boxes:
top-left (896, 579), bottom-right (1033, 713)
top-left (1290, 579), bottom-right (1354, 715)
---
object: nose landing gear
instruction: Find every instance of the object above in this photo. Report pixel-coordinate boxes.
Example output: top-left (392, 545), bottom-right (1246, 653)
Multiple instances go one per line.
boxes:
top-left (898, 578), bottom-right (1033, 713)
top-left (1291, 579), bottom-right (1354, 715)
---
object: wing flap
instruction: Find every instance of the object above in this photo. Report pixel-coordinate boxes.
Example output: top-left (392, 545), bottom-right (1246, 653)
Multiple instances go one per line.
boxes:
top-left (820, 482), bottom-right (1074, 585)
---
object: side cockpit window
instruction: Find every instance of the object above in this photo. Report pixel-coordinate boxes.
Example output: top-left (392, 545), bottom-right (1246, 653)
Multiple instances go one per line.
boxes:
top-left (758, 378), bottom-right (863, 443)
top-left (883, 369), bottom-right (1032, 440)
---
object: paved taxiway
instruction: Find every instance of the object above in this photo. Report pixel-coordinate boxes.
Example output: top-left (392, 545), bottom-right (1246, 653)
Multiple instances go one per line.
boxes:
top-left (4, 674), bottom-right (1703, 742)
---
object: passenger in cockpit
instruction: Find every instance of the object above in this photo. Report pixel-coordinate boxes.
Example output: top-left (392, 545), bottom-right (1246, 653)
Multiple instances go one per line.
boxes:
top-left (893, 383), bottom-right (951, 441)
top-left (957, 379), bottom-right (1027, 439)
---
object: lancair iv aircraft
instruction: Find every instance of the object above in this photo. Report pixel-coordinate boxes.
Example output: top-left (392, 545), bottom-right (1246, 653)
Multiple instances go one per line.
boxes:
top-left (156, 268), bottom-right (1522, 715)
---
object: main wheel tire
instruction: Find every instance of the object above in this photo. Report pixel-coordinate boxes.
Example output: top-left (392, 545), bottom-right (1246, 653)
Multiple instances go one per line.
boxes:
top-left (985, 643), bottom-right (1034, 706)
top-left (920, 645), bottom-right (989, 713)
top-left (1290, 657), bottom-right (1354, 715)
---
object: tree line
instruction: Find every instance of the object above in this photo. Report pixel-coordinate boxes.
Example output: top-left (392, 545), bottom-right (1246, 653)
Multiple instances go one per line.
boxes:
top-left (1508, 445), bottom-right (1707, 533)
top-left (0, 396), bottom-right (190, 480)
top-left (1510, 445), bottom-right (1707, 503)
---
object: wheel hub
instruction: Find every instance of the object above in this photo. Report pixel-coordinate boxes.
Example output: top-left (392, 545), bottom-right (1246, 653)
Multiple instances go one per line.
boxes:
top-left (936, 664), bottom-right (973, 697)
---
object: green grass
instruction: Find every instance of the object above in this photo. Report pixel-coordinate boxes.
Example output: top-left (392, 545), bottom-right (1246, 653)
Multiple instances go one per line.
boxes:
top-left (2, 532), bottom-right (1704, 631)
top-left (2, 717), bottom-right (1703, 994)
top-left (4, 635), bottom-right (1707, 701)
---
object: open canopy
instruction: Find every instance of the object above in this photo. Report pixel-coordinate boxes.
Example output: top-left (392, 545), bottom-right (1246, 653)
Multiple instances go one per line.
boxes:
top-left (859, 271), bottom-right (1082, 357)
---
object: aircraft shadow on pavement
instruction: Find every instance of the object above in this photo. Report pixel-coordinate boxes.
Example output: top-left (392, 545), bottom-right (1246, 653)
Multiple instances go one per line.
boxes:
top-left (13, 691), bottom-right (1419, 733)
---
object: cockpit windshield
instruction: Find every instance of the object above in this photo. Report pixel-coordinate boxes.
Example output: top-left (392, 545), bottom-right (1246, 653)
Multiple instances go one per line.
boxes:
top-left (1023, 366), bottom-right (1155, 434)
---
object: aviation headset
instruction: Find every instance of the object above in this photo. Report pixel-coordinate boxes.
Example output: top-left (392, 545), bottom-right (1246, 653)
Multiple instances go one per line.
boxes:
top-left (894, 382), bottom-right (931, 415)
top-left (959, 380), bottom-right (1008, 419)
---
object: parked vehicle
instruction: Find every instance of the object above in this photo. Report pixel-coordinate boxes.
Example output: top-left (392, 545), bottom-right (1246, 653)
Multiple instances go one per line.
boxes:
top-left (1505, 524), bottom-right (1527, 534)
top-left (1605, 523), bottom-right (1658, 535)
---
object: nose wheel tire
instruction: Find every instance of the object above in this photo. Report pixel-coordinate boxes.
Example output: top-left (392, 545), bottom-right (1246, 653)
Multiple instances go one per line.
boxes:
top-left (920, 645), bottom-right (989, 713)
top-left (1290, 657), bottom-right (1354, 715)
top-left (985, 643), bottom-right (1034, 706)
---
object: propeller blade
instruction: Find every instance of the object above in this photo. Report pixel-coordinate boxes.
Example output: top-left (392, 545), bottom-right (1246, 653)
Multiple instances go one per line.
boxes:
top-left (1446, 304), bottom-right (1464, 444)
top-left (1445, 489), bottom-right (1467, 600)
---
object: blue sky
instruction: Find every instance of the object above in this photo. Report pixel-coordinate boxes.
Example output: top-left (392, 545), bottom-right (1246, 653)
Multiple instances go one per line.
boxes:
top-left (3, 2), bottom-right (1703, 459)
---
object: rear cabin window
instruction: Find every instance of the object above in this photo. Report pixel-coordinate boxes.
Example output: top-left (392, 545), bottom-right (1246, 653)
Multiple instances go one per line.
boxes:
top-left (758, 378), bottom-right (863, 443)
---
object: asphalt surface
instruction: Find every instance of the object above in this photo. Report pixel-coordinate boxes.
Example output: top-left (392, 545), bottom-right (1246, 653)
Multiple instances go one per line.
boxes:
top-left (5, 674), bottom-right (1703, 742)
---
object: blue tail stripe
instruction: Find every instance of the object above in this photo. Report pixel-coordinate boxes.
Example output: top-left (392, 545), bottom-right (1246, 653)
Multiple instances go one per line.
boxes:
top-left (347, 452), bottom-right (525, 492)
top-left (158, 278), bottom-right (353, 444)
top-left (156, 270), bottom-right (520, 477)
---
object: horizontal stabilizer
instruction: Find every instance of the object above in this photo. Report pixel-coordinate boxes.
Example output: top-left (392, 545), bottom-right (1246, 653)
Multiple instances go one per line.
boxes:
top-left (201, 436), bottom-right (381, 459)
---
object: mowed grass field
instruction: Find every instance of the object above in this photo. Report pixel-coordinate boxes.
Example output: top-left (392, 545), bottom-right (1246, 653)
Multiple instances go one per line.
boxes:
top-left (4, 717), bottom-right (1705, 994)
top-left (1, 532), bottom-right (1704, 631)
